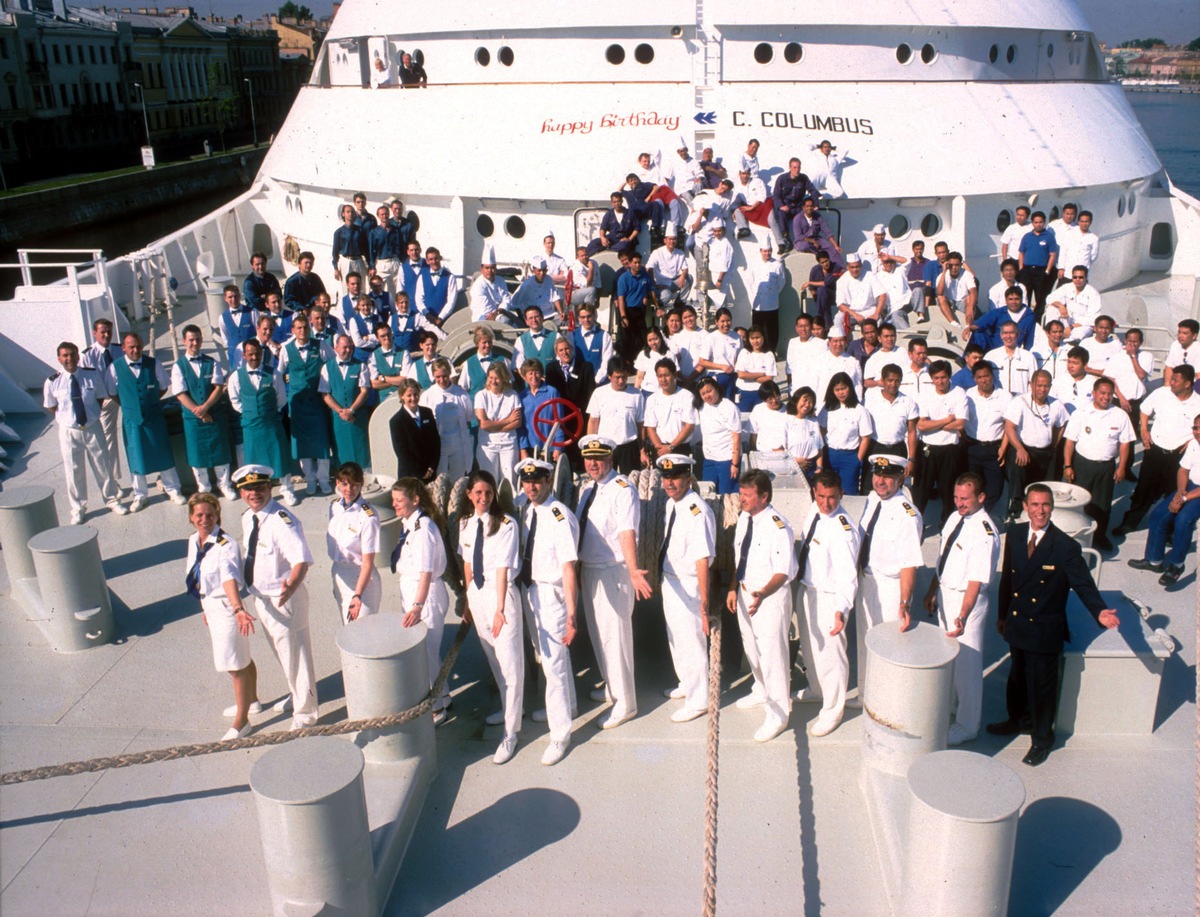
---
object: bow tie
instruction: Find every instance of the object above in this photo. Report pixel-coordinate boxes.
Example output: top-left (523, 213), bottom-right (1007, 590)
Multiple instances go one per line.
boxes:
top-left (247, 369), bottom-right (263, 375)
top-left (531, 331), bottom-right (545, 338)
top-left (338, 361), bottom-right (351, 367)
top-left (189, 357), bottom-right (203, 363)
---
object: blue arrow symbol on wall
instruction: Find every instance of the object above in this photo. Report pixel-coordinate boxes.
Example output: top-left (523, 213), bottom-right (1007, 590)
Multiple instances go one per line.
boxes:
top-left (694, 111), bottom-right (717, 125)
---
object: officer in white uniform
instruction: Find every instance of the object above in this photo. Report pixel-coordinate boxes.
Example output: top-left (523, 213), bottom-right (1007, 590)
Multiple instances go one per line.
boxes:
top-left (853, 455), bottom-right (922, 705)
top-left (80, 317), bottom-right (125, 480)
top-left (923, 472), bottom-right (1000, 745)
top-left (575, 435), bottom-right (652, 730)
top-left (657, 454), bottom-right (716, 723)
top-left (793, 470), bottom-right (861, 737)
top-left (235, 464), bottom-right (319, 729)
top-left (325, 463), bottom-right (382, 626)
top-left (458, 471), bottom-right (525, 764)
top-left (727, 469), bottom-right (798, 743)
top-left (516, 459), bottom-right (579, 766)
top-left (43, 341), bottom-right (126, 524)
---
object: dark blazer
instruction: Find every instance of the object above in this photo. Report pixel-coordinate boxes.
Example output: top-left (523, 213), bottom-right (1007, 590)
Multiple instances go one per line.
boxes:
top-left (545, 356), bottom-right (595, 415)
top-left (390, 405), bottom-right (440, 482)
top-left (998, 522), bottom-right (1106, 654)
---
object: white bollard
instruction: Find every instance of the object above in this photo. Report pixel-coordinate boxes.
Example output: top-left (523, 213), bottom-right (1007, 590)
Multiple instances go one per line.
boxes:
top-left (250, 736), bottom-right (377, 917)
top-left (862, 620), bottom-right (958, 777)
top-left (28, 525), bottom-right (114, 652)
top-left (337, 614), bottom-right (434, 765)
top-left (901, 750), bottom-right (1026, 917)
top-left (0, 485), bottom-right (59, 581)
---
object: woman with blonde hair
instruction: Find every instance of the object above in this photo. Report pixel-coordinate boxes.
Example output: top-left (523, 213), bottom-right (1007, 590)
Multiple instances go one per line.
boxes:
top-left (474, 362), bottom-right (522, 484)
top-left (326, 461), bottom-right (382, 626)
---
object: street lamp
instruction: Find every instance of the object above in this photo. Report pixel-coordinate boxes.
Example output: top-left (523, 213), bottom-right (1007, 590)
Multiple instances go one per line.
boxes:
top-left (244, 77), bottom-right (257, 147)
top-left (132, 81), bottom-right (150, 146)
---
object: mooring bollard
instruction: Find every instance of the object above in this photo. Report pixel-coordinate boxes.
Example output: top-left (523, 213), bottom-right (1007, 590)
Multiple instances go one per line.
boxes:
top-left (250, 736), bottom-right (377, 917)
top-left (862, 620), bottom-right (958, 777)
top-left (901, 750), bottom-right (1025, 917)
top-left (337, 614), bottom-right (433, 765)
top-left (28, 525), bottom-right (114, 652)
top-left (0, 485), bottom-right (59, 581)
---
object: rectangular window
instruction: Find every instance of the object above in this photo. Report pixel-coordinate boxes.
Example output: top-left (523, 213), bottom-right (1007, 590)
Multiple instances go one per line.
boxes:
top-left (65, 45), bottom-right (72, 64)
top-left (100, 46), bottom-right (107, 64)
top-left (8, 86), bottom-right (17, 109)
top-left (0, 37), bottom-right (8, 60)
top-left (71, 84), bottom-right (79, 105)
top-left (53, 45), bottom-right (61, 65)
top-left (90, 46), bottom-right (97, 65)
top-left (58, 84), bottom-right (67, 106)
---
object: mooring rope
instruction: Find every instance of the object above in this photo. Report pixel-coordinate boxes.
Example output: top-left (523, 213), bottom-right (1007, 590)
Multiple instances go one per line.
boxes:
top-left (701, 611), bottom-right (723, 917)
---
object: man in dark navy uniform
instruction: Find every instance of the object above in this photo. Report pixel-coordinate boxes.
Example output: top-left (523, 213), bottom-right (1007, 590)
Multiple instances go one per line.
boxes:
top-left (989, 483), bottom-right (1118, 766)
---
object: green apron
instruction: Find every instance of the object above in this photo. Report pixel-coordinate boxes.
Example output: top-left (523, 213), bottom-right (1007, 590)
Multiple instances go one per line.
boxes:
top-left (113, 357), bottom-right (174, 474)
top-left (372, 347), bottom-right (406, 401)
top-left (175, 354), bottom-right (232, 469)
top-left (284, 342), bottom-right (330, 460)
top-left (326, 357), bottom-right (370, 466)
top-left (237, 366), bottom-right (289, 479)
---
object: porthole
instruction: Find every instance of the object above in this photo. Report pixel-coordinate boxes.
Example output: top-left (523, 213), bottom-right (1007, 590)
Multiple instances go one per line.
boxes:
top-left (988, 44), bottom-right (999, 63)
top-left (498, 46), bottom-right (514, 67)
top-left (754, 42), bottom-right (774, 64)
top-left (996, 210), bottom-right (1013, 233)
top-left (505, 215), bottom-right (526, 239)
top-left (896, 43), bottom-right (913, 65)
top-left (1049, 205), bottom-right (1060, 222)
top-left (921, 43), bottom-right (937, 64)
top-left (784, 42), bottom-right (803, 64)
top-left (1127, 192), bottom-right (1136, 215)
top-left (475, 47), bottom-right (490, 67)
top-left (634, 43), bottom-right (654, 64)
top-left (606, 44), bottom-right (625, 65)
top-left (1117, 196), bottom-right (1125, 218)
top-left (920, 213), bottom-right (942, 237)
top-left (476, 214), bottom-right (494, 237)
top-left (1006, 44), bottom-right (1017, 64)
top-left (888, 215), bottom-right (910, 239)
top-left (1047, 43), bottom-right (1054, 59)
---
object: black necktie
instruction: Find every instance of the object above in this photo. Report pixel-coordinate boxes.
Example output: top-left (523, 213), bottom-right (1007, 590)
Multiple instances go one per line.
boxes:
top-left (937, 516), bottom-right (965, 577)
top-left (658, 506), bottom-right (676, 580)
top-left (389, 524), bottom-right (409, 573)
top-left (518, 506), bottom-right (537, 586)
top-left (576, 486), bottom-right (598, 550)
top-left (187, 540), bottom-right (215, 598)
top-left (69, 374), bottom-right (87, 427)
top-left (100, 348), bottom-right (113, 370)
top-left (472, 518), bottom-right (485, 588)
top-left (736, 513), bottom-right (755, 582)
top-left (858, 502), bottom-right (882, 571)
top-left (795, 513), bottom-right (821, 579)
top-left (244, 514), bottom-right (260, 584)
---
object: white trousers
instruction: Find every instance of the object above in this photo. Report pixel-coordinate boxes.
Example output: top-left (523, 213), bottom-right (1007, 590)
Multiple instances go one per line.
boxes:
top-left (662, 573), bottom-right (709, 712)
top-left (476, 440), bottom-right (518, 487)
top-left (467, 579), bottom-right (525, 738)
top-left (937, 584), bottom-right (989, 736)
top-left (299, 458), bottom-right (329, 489)
top-left (58, 421), bottom-right (120, 514)
top-left (524, 580), bottom-right (575, 742)
top-left (855, 572), bottom-right (903, 700)
top-left (331, 561), bottom-right (382, 627)
top-left (580, 563), bottom-right (637, 719)
top-left (98, 398), bottom-right (122, 480)
top-left (131, 467), bottom-right (182, 499)
top-left (438, 447), bottom-right (470, 484)
top-left (194, 464), bottom-right (233, 494)
top-left (252, 584), bottom-right (318, 726)
top-left (800, 584), bottom-right (849, 721)
top-left (374, 258), bottom-right (400, 297)
top-left (736, 583), bottom-right (791, 727)
top-left (398, 575), bottom-right (450, 710)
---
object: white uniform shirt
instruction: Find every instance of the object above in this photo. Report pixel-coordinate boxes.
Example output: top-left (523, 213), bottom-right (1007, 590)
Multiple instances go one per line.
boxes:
top-left (1104, 349), bottom-right (1154, 402)
top-left (864, 390), bottom-right (918, 446)
top-left (786, 336), bottom-right (829, 395)
top-left (786, 416), bottom-right (823, 460)
top-left (873, 269), bottom-right (910, 314)
top-left (1180, 439), bottom-right (1200, 488)
top-left (863, 348), bottom-right (906, 385)
top-left (741, 258), bottom-right (786, 313)
top-left (1164, 339), bottom-right (1199, 370)
top-left (474, 389), bottom-right (521, 446)
top-left (1033, 343), bottom-right (1069, 383)
top-left (750, 403), bottom-right (790, 450)
top-left (278, 340), bottom-right (334, 375)
top-left (738, 153), bottom-right (761, 180)
top-left (185, 527), bottom-right (243, 600)
top-left (705, 330), bottom-right (743, 371)
top-left (999, 220), bottom-right (1033, 257)
top-left (735, 175), bottom-right (769, 204)
top-left (918, 387), bottom-right (969, 446)
top-left (395, 511), bottom-right (447, 579)
top-left (661, 491), bottom-right (716, 580)
top-left (1059, 229), bottom-right (1099, 273)
top-left (576, 472), bottom-right (639, 566)
top-left (836, 271), bottom-right (881, 319)
top-left (470, 274), bottom-right (513, 321)
top-left (242, 501), bottom-right (314, 595)
top-left (1142, 388), bottom-right (1200, 450)
top-left (1049, 373), bottom-right (1093, 414)
top-left (413, 271), bottom-right (460, 322)
top-left (420, 383), bottom-right (473, 455)
top-left (1047, 283), bottom-right (1102, 337)
top-left (935, 509), bottom-right (998, 591)
top-left (522, 498), bottom-right (579, 584)
top-left (818, 403), bottom-right (873, 450)
top-left (110, 355), bottom-right (171, 395)
top-left (860, 491), bottom-right (923, 577)
top-left (899, 363), bottom-right (932, 400)
top-left (735, 350), bottom-right (777, 392)
top-left (646, 246), bottom-right (688, 287)
top-left (1066, 405), bottom-right (1135, 463)
top-left (512, 328), bottom-right (557, 370)
top-left (857, 240), bottom-right (898, 274)
top-left (645, 388), bottom-right (699, 444)
top-left (43, 367), bottom-right (110, 427)
top-left (732, 504), bottom-right (798, 590)
top-left (170, 355), bottom-right (227, 398)
top-left (797, 504), bottom-right (861, 610)
top-left (965, 387), bottom-right (1012, 441)
top-left (815, 351), bottom-right (864, 403)
top-left (226, 364), bottom-right (286, 412)
top-left (575, 326), bottom-right (613, 384)
top-left (543, 251), bottom-right (569, 281)
top-left (940, 269), bottom-right (976, 306)
top-left (587, 385), bottom-right (644, 445)
top-left (697, 399), bottom-right (741, 461)
top-left (987, 280), bottom-right (1030, 313)
top-left (318, 361), bottom-right (369, 399)
top-left (1003, 395), bottom-right (1069, 449)
top-left (458, 512), bottom-right (520, 579)
top-left (985, 346), bottom-right (1039, 395)
top-left (80, 341), bottom-right (124, 372)
top-left (707, 236), bottom-right (735, 277)
top-left (635, 349), bottom-right (673, 395)
top-left (326, 497), bottom-right (381, 566)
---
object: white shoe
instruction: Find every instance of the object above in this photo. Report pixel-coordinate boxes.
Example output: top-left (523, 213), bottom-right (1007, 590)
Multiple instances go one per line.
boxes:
top-left (808, 711), bottom-right (843, 737)
top-left (220, 486), bottom-right (239, 501)
top-left (531, 708), bottom-right (548, 723)
top-left (793, 687), bottom-right (824, 703)
top-left (107, 501), bottom-right (129, 516)
top-left (754, 719), bottom-right (788, 743)
top-left (663, 686), bottom-right (686, 699)
top-left (290, 718), bottom-right (313, 731)
top-left (947, 722), bottom-right (976, 746)
top-left (735, 691), bottom-right (765, 710)
top-left (167, 491), bottom-right (187, 505)
top-left (599, 710), bottom-right (636, 730)
top-left (846, 695), bottom-right (863, 710)
top-left (223, 701), bottom-right (263, 718)
top-left (318, 481), bottom-right (333, 495)
top-left (433, 709), bottom-right (449, 727)
top-left (69, 510), bottom-right (84, 525)
top-left (485, 710), bottom-right (505, 726)
top-left (590, 687), bottom-right (609, 703)
top-left (129, 497), bottom-right (145, 513)
top-left (280, 491), bottom-right (298, 507)
top-left (493, 735), bottom-right (518, 765)
top-left (273, 696), bottom-right (293, 713)
top-left (541, 737), bottom-right (570, 766)
top-left (221, 723), bottom-right (253, 741)
top-left (671, 707), bottom-right (707, 723)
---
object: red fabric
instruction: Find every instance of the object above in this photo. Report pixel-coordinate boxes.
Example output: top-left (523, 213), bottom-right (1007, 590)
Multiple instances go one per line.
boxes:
top-left (741, 201), bottom-right (774, 228)
top-left (647, 185), bottom-right (679, 205)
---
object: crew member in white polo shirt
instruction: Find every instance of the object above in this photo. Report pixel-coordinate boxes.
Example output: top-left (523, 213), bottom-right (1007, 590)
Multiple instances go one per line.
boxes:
top-left (923, 473), bottom-right (999, 745)
top-left (515, 458), bottom-right (579, 766)
top-left (915, 359), bottom-right (969, 525)
top-left (728, 469), bottom-right (798, 743)
top-left (835, 253), bottom-right (884, 334)
top-left (1002, 370), bottom-right (1068, 520)
top-left (657, 454), bottom-right (716, 723)
top-left (575, 435), bottom-right (652, 729)
top-left (985, 321), bottom-right (1039, 396)
top-left (1063, 377), bottom-right (1134, 552)
top-left (963, 361), bottom-right (1012, 513)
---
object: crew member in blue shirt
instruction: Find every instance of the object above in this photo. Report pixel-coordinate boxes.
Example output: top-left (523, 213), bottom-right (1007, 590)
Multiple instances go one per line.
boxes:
top-left (586, 192), bottom-right (639, 257)
top-left (615, 252), bottom-right (657, 361)
top-left (772, 157), bottom-right (820, 246)
top-left (1017, 211), bottom-right (1059, 319)
top-left (368, 204), bottom-right (404, 298)
top-left (332, 203), bottom-right (368, 298)
top-left (283, 251), bottom-right (327, 312)
top-left (219, 283), bottom-right (258, 365)
top-left (243, 252), bottom-right (282, 312)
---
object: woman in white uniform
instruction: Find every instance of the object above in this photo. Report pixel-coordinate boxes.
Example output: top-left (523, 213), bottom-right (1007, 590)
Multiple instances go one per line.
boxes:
top-left (326, 461), bottom-right (382, 626)
top-left (185, 492), bottom-right (258, 740)
top-left (391, 478), bottom-right (453, 723)
top-left (474, 363), bottom-right (522, 485)
top-left (458, 470), bottom-right (525, 764)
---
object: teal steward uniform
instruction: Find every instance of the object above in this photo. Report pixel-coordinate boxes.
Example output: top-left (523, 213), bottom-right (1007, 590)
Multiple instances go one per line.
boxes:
top-left (372, 347), bottom-right (406, 401)
top-left (323, 357), bottom-right (371, 466)
top-left (174, 354), bottom-right (233, 468)
top-left (112, 355), bottom-right (175, 474)
top-left (236, 366), bottom-right (290, 478)
top-left (282, 341), bottom-right (330, 461)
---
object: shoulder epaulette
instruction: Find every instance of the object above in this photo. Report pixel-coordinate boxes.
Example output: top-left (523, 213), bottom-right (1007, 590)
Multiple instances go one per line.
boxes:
top-left (278, 510), bottom-right (294, 524)
top-left (616, 478), bottom-right (630, 488)
top-left (982, 520), bottom-right (995, 537)
top-left (502, 516), bottom-right (513, 526)
top-left (902, 501), bottom-right (917, 517)
top-left (413, 517), bottom-right (422, 530)
top-left (690, 503), bottom-right (702, 516)
top-left (362, 504), bottom-right (375, 517)
top-left (79, 366), bottom-right (95, 372)
top-left (551, 506), bottom-right (565, 522)
top-left (838, 514), bottom-right (852, 531)
top-left (772, 513), bottom-right (786, 530)
top-left (216, 534), bottom-right (228, 545)
top-left (48, 371), bottom-right (60, 381)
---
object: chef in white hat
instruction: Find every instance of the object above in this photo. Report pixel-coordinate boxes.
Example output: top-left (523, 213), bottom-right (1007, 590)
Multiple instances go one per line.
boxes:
top-left (469, 242), bottom-right (513, 323)
top-left (856, 223), bottom-right (907, 274)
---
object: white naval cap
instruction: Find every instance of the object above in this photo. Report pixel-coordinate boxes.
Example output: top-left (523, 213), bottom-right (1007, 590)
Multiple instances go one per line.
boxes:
top-left (656, 454), bottom-right (695, 478)
top-left (868, 454), bottom-right (907, 477)
top-left (517, 458), bottom-right (555, 480)
top-left (233, 464), bottom-right (274, 488)
top-left (578, 434), bottom-right (616, 457)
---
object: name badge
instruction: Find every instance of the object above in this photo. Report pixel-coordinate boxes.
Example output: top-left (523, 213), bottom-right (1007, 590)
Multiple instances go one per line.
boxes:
top-left (1042, 565), bottom-right (1055, 570)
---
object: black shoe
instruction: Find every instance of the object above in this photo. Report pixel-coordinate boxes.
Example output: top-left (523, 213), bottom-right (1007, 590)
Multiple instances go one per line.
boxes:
top-left (1022, 745), bottom-right (1051, 767)
top-left (1127, 558), bottom-right (1164, 573)
top-left (1112, 524), bottom-right (1130, 537)
top-left (1158, 564), bottom-right (1184, 586)
top-left (778, 244), bottom-right (789, 256)
top-left (1092, 535), bottom-right (1113, 552)
top-left (986, 719), bottom-right (1022, 736)
top-left (736, 228), bottom-right (752, 240)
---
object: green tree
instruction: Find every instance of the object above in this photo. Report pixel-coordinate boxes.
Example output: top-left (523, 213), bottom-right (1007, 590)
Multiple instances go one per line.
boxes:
top-left (1187, 37), bottom-right (1200, 52)
top-left (278, 2), bottom-right (313, 20)
top-left (1123, 37), bottom-right (1167, 50)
